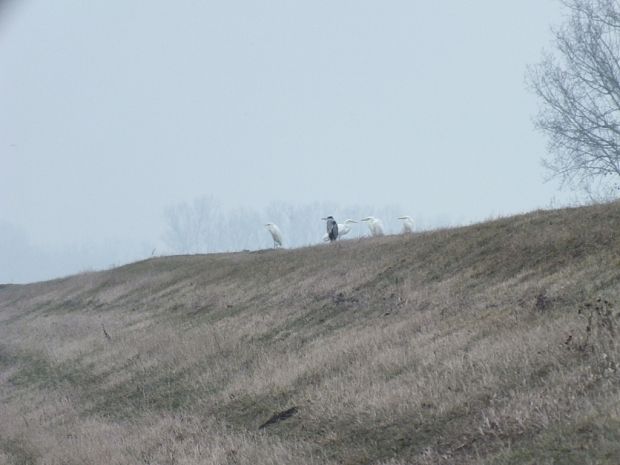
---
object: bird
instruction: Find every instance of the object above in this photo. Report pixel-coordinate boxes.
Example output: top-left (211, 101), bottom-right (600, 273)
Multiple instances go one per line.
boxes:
top-left (323, 219), bottom-right (357, 242)
top-left (360, 216), bottom-right (385, 236)
top-left (322, 216), bottom-right (339, 242)
top-left (264, 223), bottom-right (283, 248)
top-left (398, 216), bottom-right (415, 233)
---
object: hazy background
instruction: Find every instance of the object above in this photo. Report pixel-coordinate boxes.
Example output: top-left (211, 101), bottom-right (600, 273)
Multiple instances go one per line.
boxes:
top-left (2, 0), bottom-right (572, 283)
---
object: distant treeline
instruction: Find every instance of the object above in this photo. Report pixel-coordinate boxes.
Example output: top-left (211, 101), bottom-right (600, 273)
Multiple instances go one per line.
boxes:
top-left (162, 196), bottom-right (406, 253)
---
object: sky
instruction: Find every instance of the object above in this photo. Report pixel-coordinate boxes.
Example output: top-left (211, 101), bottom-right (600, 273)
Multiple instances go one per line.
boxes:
top-left (1, 0), bottom-right (573, 282)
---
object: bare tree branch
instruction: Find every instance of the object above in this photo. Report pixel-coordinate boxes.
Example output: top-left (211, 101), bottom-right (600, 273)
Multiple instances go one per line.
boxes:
top-left (529, 0), bottom-right (620, 195)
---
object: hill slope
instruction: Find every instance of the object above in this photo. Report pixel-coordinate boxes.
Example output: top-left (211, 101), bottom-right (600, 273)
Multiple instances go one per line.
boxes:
top-left (1, 203), bottom-right (620, 465)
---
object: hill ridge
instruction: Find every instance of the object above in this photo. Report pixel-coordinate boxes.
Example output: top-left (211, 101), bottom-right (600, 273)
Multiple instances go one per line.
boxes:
top-left (1, 202), bottom-right (620, 464)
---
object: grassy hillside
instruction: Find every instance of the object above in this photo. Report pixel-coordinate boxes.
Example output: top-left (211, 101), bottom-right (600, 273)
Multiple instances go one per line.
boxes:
top-left (1, 203), bottom-right (620, 465)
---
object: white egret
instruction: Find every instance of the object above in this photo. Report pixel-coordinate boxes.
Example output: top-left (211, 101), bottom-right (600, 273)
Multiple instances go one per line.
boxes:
top-left (360, 216), bottom-right (385, 236)
top-left (322, 219), bottom-right (357, 242)
top-left (264, 223), bottom-right (283, 248)
top-left (398, 216), bottom-right (415, 233)
top-left (321, 216), bottom-right (339, 242)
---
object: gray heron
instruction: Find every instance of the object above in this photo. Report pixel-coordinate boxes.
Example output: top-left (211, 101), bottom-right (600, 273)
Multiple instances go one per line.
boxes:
top-left (323, 219), bottom-right (357, 242)
top-left (322, 216), bottom-right (339, 242)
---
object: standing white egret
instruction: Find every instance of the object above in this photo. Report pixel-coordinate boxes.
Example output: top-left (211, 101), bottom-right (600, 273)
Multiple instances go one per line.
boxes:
top-left (360, 216), bottom-right (385, 236)
top-left (398, 216), bottom-right (415, 234)
top-left (264, 223), bottom-right (283, 248)
top-left (322, 216), bottom-right (339, 242)
top-left (322, 219), bottom-right (357, 242)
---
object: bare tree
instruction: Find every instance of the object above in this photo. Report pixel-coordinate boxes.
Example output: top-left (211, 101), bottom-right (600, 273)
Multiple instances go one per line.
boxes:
top-left (528, 0), bottom-right (620, 196)
top-left (163, 196), bottom-right (222, 253)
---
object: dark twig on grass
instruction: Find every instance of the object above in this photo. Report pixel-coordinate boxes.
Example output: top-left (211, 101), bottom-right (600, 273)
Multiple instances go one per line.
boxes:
top-left (258, 406), bottom-right (298, 430)
top-left (102, 323), bottom-right (112, 342)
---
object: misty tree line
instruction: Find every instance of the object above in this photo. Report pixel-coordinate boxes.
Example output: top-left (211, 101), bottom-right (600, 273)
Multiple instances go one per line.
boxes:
top-left (162, 196), bottom-right (406, 254)
top-left (0, 220), bottom-right (152, 283)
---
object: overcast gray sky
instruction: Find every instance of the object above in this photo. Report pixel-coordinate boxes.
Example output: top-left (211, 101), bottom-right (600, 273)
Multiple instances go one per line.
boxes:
top-left (2, 0), bottom-right (572, 282)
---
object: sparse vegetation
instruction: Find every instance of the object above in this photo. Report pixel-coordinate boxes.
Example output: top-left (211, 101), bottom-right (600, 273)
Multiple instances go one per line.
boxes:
top-left (1, 203), bottom-right (620, 464)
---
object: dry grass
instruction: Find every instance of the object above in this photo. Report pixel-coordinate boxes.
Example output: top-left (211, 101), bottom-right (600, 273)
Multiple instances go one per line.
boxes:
top-left (1, 202), bottom-right (620, 464)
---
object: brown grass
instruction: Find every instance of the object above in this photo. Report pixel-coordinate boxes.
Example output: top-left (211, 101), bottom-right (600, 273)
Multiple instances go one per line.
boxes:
top-left (1, 202), bottom-right (620, 464)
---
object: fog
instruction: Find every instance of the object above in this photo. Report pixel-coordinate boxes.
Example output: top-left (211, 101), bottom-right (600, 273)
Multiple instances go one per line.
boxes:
top-left (2, 0), bottom-right (571, 283)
